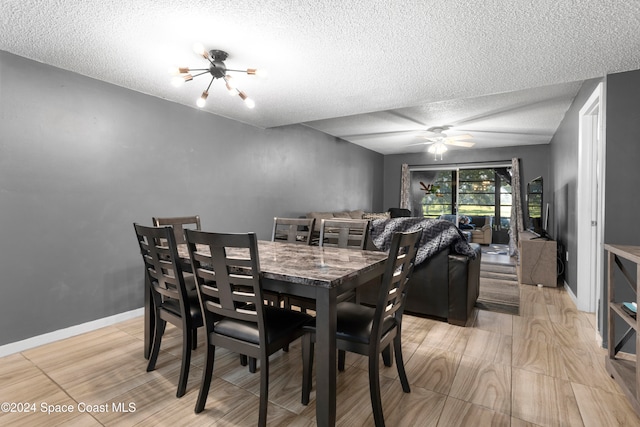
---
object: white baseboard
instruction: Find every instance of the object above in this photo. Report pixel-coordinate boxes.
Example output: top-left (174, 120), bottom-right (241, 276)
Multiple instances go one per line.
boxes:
top-left (564, 280), bottom-right (578, 306)
top-left (562, 280), bottom-right (604, 348)
top-left (0, 308), bottom-right (144, 358)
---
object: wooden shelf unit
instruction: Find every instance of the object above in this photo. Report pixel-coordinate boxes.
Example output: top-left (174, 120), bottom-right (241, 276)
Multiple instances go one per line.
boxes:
top-left (605, 244), bottom-right (640, 416)
top-left (518, 230), bottom-right (557, 287)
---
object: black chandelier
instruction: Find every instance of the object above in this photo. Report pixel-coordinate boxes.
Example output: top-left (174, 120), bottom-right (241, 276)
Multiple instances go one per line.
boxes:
top-left (170, 43), bottom-right (264, 109)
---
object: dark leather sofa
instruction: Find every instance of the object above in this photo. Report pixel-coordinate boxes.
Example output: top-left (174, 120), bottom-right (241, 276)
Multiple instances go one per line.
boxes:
top-left (358, 242), bottom-right (481, 326)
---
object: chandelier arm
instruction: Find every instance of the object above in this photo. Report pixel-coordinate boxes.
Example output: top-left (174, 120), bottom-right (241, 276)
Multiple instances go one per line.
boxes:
top-left (225, 68), bottom-right (249, 73)
top-left (191, 70), bottom-right (211, 79)
top-left (204, 76), bottom-right (215, 93)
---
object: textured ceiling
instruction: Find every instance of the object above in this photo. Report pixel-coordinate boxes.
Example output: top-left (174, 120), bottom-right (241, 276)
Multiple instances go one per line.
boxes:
top-left (2, 0), bottom-right (639, 154)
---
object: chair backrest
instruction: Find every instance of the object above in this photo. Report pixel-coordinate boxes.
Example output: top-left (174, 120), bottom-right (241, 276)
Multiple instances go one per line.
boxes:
top-left (152, 215), bottom-right (201, 245)
top-left (371, 230), bottom-right (421, 340)
top-left (271, 217), bottom-right (315, 245)
top-left (134, 223), bottom-right (191, 318)
top-left (185, 230), bottom-right (266, 336)
top-left (319, 218), bottom-right (370, 249)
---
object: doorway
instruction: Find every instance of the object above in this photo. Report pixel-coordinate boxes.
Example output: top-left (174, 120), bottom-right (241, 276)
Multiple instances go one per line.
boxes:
top-left (577, 83), bottom-right (605, 323)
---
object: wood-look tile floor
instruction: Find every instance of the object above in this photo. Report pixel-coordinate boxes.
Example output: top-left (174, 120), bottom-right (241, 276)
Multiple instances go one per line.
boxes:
top-left (2, 285), bottom-right (639, 426)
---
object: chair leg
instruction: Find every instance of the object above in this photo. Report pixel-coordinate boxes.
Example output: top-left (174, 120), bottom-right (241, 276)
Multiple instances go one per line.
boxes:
top-left (146, 317), bottom-right (165, 372)
top-left (249, 357), bottom-right (257, 373)
top-left (195, 345), bottom-right (215, 413)
top-left (240, 354), bottom-right (248, 366)
top-left (338, 349), bottom-right (346, 372)
top-left (301, 333), bottom-right (314, 405)
top-left (258, 353), bottom-right (269, 427)
top-left (393, 334), bottom-right (410, 393)
top-left (382, 343), bottom-right (393, 367)
top-left (177, 324), bottom-right (193, 398)
top-left (192, 328), bottom-right (198, 350)
top-left (368, 351), bottom-right (385, 427)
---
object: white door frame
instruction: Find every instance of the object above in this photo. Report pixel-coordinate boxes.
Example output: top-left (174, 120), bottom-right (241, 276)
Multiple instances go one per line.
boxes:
top-left (577, 82), bottom-right (606, 318)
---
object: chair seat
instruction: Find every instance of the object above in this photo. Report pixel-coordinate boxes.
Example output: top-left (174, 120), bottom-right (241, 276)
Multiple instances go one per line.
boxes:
top-left (161, 293), bottom-right (203, 324)
top-left (214, 306), bottom-right (312, 345)
top-left (304, 302), bottom-right (396, 345)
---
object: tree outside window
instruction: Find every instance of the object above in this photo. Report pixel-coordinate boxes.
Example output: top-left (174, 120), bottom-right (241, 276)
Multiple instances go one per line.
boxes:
top-left (410, 167), bottom-right (512, 230)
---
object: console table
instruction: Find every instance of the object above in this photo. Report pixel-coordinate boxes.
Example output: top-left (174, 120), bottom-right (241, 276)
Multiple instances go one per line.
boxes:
top-left (517, 231), bottom-right (557, 287)
top-left (605, 244), bottom-right (640, 416)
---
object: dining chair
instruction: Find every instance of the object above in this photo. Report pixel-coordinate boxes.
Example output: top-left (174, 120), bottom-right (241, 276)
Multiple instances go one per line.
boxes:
top-left (152, 215), bottom-right (201, 245)
top-left (271, 217), bottom-right (315, 244)
top-left (301, 230), bottom-right (421, 427)
top-left (185, 229), bottom-right (312, 426)
top-left (133, 223), bottom-right (203, 398)
top-left (319, 218), bottom-right (370, 249)
top-left (318, 218), bottom-right (372, 306)
top-left (270, 217), bottom-right (317, 315)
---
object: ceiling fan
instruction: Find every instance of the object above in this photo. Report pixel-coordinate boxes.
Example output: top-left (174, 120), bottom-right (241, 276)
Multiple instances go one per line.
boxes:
top-left (411, 126), bottom-right (475, 160)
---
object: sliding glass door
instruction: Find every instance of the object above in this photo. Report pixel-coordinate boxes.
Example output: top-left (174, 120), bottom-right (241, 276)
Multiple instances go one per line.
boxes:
top-left (408, 163), bottom-right (512, 243)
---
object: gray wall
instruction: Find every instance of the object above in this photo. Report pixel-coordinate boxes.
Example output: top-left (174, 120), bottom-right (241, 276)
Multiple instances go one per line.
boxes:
top-left (602, 69), bottom-right (640, 349)
top-left (0, 51), bottom-right (384, 346)
top-left (550, 71), bottom-right (640, 348)
top-left (604, 70), bottom-right (640, 251)
top-left (382, 145), bottom-right (551, 220)
top-left (549, 78), bottom-right (603, 297)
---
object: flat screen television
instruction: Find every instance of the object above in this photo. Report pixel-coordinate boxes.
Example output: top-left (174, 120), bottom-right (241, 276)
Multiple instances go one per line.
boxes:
top-left (526, 176), bottom-right (544, 235)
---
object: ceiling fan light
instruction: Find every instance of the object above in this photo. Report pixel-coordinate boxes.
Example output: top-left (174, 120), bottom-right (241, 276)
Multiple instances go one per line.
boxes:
top-left (427, 142), bottom-right (448, 160)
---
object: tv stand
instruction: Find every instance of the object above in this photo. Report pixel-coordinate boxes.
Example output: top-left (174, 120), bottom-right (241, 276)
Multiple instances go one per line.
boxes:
top-left (518, 230), bottom-right (557, 287)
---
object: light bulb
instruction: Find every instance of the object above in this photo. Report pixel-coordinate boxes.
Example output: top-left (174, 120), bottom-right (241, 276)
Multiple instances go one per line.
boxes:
top-left (196, 91), bottom-right (208, 108)
top-left (238, 91), bottom-right (255, 109)
top-left (171, 74), bottom-right (192, 87)
top-left (192, 43), bottom-right (208, 58)
top-left (171, 76), bottom-right (185, 87)
top-left (224, 76), bottom-right (237, 96)
top-left (428, 142), bottom-right (447, 154)
top-left (224, 75), bottom-right (236, 89)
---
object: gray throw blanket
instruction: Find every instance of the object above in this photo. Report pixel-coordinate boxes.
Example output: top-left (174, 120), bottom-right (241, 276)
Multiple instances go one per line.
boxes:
top-left (370, 217), bottom-right (477, 265)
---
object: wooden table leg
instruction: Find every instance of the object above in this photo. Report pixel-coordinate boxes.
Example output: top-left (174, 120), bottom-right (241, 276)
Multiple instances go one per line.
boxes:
top-left (314, 287), bottom-right (337, 427)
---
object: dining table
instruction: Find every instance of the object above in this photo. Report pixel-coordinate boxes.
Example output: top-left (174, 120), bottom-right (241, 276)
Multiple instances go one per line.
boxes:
top-left (143, 239), bottom-right (388, 427)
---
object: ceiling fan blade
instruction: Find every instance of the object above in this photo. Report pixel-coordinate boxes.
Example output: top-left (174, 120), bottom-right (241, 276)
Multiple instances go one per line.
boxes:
top-left (445, 140), bottom-right (475, 148)
top-left (446, 134), bottom-right (473, 141)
